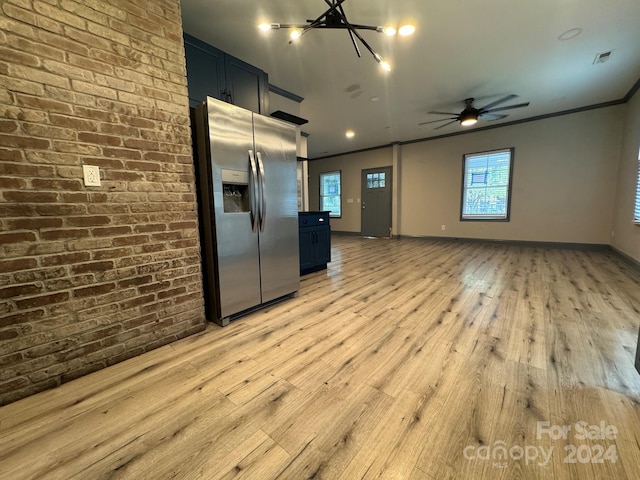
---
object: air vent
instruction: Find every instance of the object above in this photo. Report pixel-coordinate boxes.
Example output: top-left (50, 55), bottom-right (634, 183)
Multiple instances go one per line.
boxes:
top-left (593, 51), bottom-right (612, 64)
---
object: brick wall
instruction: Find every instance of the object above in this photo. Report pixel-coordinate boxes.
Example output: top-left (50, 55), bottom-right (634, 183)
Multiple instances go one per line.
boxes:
top-left (0, 0), bottom-right (206, 405)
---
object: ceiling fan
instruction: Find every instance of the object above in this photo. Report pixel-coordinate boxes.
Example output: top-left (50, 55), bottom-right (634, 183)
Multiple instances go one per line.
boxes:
top-left (259, 0), bottom-right (415, 71)
top-left (420, 95), bottom-right (530, 129)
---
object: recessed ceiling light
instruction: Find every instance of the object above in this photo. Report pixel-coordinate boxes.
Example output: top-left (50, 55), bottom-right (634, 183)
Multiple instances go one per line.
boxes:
top-left (398, 24), bottom-right (415, 36)
top-left (558, 27), bottom-right (582, 41)
top-left (345, 130), bottom-right (355, 138)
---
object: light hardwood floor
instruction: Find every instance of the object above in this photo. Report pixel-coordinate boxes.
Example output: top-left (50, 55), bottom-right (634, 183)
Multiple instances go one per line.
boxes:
top-left (1, 235), bottom-right (640, 480)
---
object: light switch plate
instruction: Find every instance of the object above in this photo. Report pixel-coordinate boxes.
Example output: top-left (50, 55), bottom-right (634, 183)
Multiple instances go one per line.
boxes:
top-left (83, 165), bottom-right (101, 187)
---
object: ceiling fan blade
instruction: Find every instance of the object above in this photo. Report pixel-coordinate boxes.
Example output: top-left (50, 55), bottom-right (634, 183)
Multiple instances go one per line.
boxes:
top-left (428, 111), bottom-right (460, 116)
top-left (434, 120), bottom-right (459, 130)
top-left (419, 118), bottom-right (457, 125)
top-left (479, 113), bottom-right (507, 121)
top-left (484, 102), bottom-right (530, 113)
top-left (478, 94), bottom-right (518, 112)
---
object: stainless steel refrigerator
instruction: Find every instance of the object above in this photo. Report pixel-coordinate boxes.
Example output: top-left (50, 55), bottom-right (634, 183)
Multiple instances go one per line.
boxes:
top-left (195, 97), bottom-right (300, 326)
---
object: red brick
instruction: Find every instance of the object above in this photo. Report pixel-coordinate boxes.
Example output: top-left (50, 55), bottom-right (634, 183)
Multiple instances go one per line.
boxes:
top-left (40, 229), bottom-right (90, 241)
top-left (0, 177), bottom-right (27, 189)
top-left (0, 284), bottom-right (43, 300)
top-left (73, 283), bottom-right (116, 298)
top-left (71, 261), bottom-right (114, 274)
top-left (113, 235), bottom-right (149, 246)
top-left (120, 294), bottom-right (155, 310)
top-left (0, 329), bottom-right (20, 341)
top-left (0, 134), bottom-right (50, 150)
top-left (92, 226), bottom-right (132, 237)
top-left (103, 147), bottom-right (142, 160)
top-left (41, 252), bottom-right (91, 267)
top-left (36, 204), bottom-right (87, 216)
top-left (7, 217), bottom-right (63, 230)
top-left (0, 232), bottom-right (37, 245)
top-left (66, 216), bottom-right (111, 227)
top-left (93, 247), bottom-right (132, 260)
top-left (0, 119), bottom-right (20, 133)
top-left (77, 132), bottom-right (122, 146)
top-left (31, 179), bottom-right (83, 191)
top-left (74, 107), bottom-right (118, 123)
top-left (15, 292), bottom-right (69, 310)
top-left (3, 191), bottom-right (58, 203)
top-left (0, 309), bottom-right (45, 329)
top-left (118, 275), bottom-right (153, 288)
top-left (0, 148), bottom-right (24, 162)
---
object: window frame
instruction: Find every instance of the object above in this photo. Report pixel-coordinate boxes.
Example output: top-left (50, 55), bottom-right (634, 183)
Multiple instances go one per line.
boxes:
top-left (460, 147), bottom-right (514, 222)
top-left (634, 148), bottom-right (640, 225)
top-left (319, 170), bottom-right (342, 218)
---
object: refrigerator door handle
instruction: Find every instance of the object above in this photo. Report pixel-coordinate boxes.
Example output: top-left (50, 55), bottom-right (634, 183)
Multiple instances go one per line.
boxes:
top-left (257, 151), bottom-right (266, 232)
top-left (249, 149), bottom-right (259, 233)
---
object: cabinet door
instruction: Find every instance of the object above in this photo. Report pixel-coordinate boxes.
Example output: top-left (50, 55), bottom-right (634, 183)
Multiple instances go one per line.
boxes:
top-left (224, 55), bottom-right (269, 114)
top-left (298, 227), bottom-right (315, 272)
top-left (184, 35), bottom-right (226, 108)
top-left (314, 226), bottom-right (331, 264)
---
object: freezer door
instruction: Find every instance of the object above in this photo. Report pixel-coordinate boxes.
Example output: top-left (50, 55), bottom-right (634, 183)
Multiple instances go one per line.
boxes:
top-left (253, 114), bottom-right (300, 302)
top-left (203, 97), bottom-right (262, 319)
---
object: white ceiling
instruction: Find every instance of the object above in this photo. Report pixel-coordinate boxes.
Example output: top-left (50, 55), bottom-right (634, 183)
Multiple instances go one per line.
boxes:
top-left (180, 0), bottom-right (640, 159)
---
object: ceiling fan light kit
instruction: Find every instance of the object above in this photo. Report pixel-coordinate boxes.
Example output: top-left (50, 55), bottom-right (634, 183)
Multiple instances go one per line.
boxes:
top-left (460, 113), bottom-right (478, 127)
top-left (258, 0), bottom-right (413, 71)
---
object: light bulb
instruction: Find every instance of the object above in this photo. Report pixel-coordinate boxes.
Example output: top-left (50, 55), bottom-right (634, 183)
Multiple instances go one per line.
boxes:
top-left (290, 29), bottom-right (302, 40)
top-left (258, 23), bottom-right (271, 31)
top-left (398, 24), bottom-right (415, 36)
top-left (345, 130), bottom-right (355, 138)
top-left (460, 118), bottom-right (477, 127)
top-left (383, 26), bottom-right (396, 36)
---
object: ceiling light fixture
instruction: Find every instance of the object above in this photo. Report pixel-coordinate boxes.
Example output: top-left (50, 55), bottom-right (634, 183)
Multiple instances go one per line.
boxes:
top-left (259, 0), bottom-right (405, 71)
top-left (345, 130), bottom-right (355, 138)
top-left (459, 112), bottom-right (478, 127)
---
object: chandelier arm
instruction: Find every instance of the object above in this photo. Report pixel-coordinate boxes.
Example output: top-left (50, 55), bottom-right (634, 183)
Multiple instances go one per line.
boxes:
top-left (345, 25), bottom-right (361, 57)
top-left (328, 1), bottom-right (377, 59)
top-left (336, 3), bottom-right (361, 56)
top-left (307, 0), bottom-right (348, 29)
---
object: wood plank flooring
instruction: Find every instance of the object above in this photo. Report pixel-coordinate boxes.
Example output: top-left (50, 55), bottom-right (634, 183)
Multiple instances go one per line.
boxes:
top-left (1, 235), bottom-right (640, 480)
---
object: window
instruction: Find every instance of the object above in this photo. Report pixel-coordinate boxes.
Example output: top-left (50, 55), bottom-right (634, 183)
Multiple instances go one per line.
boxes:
top-left (635, 148), bottom-right (640, 224)
top-left (320, 171), bottom-right (341, 217)
top-left (461, 148), bottom-right (513, 221)
top-left (366, 172), bottom-right (386, 189)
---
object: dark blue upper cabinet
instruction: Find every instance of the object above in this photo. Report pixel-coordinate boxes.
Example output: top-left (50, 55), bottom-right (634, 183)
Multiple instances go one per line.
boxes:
top-left (184, 33), bottom-right (269, 114)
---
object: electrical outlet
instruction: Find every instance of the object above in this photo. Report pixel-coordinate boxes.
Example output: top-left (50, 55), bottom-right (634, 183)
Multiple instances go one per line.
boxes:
top-left (441, 224), bottom-right (446, 231)
top-left (83, 165), bottom-right (101, 187)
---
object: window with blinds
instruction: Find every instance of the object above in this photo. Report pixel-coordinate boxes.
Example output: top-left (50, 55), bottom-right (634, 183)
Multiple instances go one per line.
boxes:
top-left (634, 149), bottom-right (640, 223)
top-left (320, 171), bottom-right (341, 217)
top-left (461, 148), bottom-right (514, 221)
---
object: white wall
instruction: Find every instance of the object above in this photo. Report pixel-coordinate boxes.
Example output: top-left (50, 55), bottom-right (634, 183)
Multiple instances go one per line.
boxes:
top-left (308, 105), bottom-right (626, 244)
top-left (612, 92), bottom-right (640, 262)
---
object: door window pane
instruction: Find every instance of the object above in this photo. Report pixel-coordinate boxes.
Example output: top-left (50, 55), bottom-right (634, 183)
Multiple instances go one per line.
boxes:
top-left (366, 172), bottom-right (386, 189)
